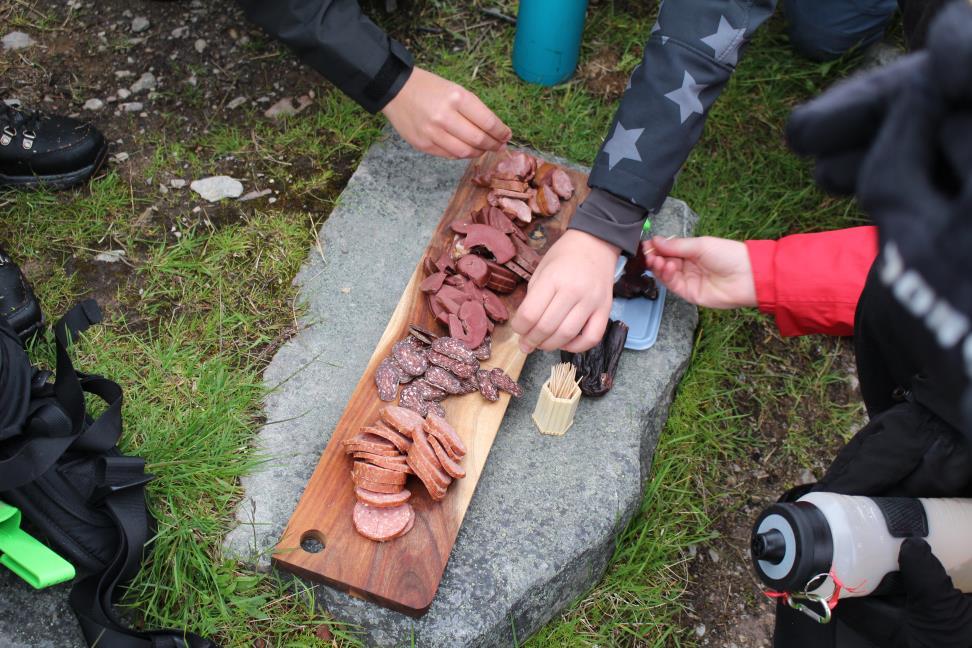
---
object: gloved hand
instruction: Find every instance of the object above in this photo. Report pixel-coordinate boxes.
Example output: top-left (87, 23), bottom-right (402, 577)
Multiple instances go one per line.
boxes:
top-left (838, 538), bottom-right (972, 648)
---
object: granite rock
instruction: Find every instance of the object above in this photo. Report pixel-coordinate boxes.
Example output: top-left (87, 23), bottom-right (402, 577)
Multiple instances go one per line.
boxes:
top-left (223, 130), bottom-right (698, 646)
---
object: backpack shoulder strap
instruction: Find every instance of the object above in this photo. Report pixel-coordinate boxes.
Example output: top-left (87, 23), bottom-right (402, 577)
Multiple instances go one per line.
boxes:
top-left (69, 456), bottom-right (217, 648)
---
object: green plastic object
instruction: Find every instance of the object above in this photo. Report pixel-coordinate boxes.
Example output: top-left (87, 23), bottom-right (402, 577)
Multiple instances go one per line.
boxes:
top-left (0, 499), bottom-right (75, 589)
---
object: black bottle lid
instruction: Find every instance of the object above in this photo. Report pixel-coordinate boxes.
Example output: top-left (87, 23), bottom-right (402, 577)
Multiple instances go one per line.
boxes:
top-left (750, 501), bottom-right (834, 593)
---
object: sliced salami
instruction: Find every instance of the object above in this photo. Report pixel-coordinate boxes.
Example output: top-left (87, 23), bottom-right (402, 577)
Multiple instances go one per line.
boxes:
top-left (343, 433), bottom-right (399, 456)
top-left (490, 368), bottom-right (523, 397)
top-left (352, 476), bottom-right (404, 494)
top-left (400, 383), bottom-right (431, 416)
top-left (354, 487), bottom-right (411, 508)
top-left (387, 355), bottom-right (413, 384)
top-left (393, 339), bottom-right (428, 377)
top-left (423, 413), bottom-right (467, 459)
top-left (457, 377), bottom-right (480, 395)
top-left (477, 368), bottom-right (499, 401)
top-left (408, 324), bottom-right (439, 345)
top-left (360, 422), bottom-right (412, 453)
top-left (427, 350), bottom-right (477, 379)
top-left (431, 336), bottom-right (477, 364)
top-left (378, 405), bottom-right (425, 438)
top-left (405, 454), bottom-right (447, 501)
top-left (374, 358), bottom-right (401, 401)
top-left (428, 434), bottom-right (466, 479)
top-left (424, 365), bottom-right (464, 395)
top-left (426, 400), bottom-right (446, 419)
top-left (353, 502), bottom-right (414, 542)
top-left (352, 452), bottom-right (413, 474)
top-left (352, 461), bottom-right (407, 486)
top-left (412, 378), bottom-right (447, 402)
top-left (471, 336), bottom-right (492, 361)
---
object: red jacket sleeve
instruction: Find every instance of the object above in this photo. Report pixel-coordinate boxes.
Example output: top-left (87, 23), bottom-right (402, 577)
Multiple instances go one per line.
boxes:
top-left (744, 226), bottom-right (878, 337)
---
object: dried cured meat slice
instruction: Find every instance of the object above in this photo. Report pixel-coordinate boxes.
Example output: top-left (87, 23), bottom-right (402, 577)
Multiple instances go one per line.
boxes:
top-left (408, 324), bottom-right (439, 345)
top-left (375, 358), bottom-right (401, 401)
top-left (353, 502), bottom-right (414, 542)
top-left (425, 365), bottom-right (464, 395)
top-left (423, 413), bottom-right (467, 458)
top-left (426, 400), bottom-right (446, 419)
top-left (393, 339), bottom-right (428, 377)
top-left (354, 487), bottom-right (411, 508)
top-left (412, 378), bottom-right (447, 402)
top-left (431, 336), bottom-right (477, 364)
top-left (471, 336), bottom-right (492, 361)
top-left (378, 405), bottom-right (425, 438)
top-left (428, 434), bottom-right (466, 479)
top-left (399, 384), bottom-right (430, 416)
top-left (428, 350), bottom-right (477, 379)
top-left (420, 271), bottom-right (447, 293)
top-left (477, 368), bottom-right (499, 402)
top-left (490, 368), bottom-right (524, 397)
top-left (352, 461), bottom-right (407, 485)
top-left (343, 432), bottom-right (398, 456)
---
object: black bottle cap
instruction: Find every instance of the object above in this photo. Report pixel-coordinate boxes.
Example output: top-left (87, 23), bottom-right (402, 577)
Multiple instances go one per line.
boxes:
top-left (750, 501), bottom-right (834, 593)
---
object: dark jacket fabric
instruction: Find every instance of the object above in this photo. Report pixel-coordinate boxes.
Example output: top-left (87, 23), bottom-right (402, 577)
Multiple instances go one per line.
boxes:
top-left (236, 0), bottom-right (414, 114)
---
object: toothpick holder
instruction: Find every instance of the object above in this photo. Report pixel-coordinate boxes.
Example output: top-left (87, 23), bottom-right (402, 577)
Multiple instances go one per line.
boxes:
top-left (532, 379), bottom-right (581, 436)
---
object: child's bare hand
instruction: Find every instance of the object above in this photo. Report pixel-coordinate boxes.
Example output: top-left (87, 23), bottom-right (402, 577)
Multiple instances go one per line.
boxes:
top-left (642, 235), bottom-right (757, 309)
top-left (512, 230), bottom-right (620, 354)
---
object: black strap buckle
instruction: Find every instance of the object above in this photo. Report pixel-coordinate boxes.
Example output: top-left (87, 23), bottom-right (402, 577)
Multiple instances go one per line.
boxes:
top-left (89, 456), bottom-right (155, 505)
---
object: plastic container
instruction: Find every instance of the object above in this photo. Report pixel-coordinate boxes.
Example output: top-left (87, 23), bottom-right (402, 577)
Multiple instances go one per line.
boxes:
top-left (610, 258), bottom-right (667, 351)
top-left (512, 0), bottom-right (590, 86)
top-left (751, 493), bottom-right (972, 603)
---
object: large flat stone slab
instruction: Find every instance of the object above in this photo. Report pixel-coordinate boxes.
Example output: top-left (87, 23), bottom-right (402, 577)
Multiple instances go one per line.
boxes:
top-left (224, 131), bottom-right (698, 646)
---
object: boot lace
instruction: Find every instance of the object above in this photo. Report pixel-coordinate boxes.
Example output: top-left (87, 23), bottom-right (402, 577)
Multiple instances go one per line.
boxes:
top-left (1, 103), bottom-right (43, 137)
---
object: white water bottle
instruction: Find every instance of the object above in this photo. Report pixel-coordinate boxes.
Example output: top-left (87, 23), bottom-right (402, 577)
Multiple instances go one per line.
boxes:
top-left (751, 493), bottom-right (972, 601)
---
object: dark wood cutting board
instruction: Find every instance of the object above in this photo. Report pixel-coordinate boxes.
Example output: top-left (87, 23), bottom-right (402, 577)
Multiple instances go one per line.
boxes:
top-left (273, 150), bottom-right (590, 616)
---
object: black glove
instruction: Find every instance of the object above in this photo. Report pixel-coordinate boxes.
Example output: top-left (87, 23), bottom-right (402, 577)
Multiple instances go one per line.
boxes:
top-left (838, 539), bottom-right (972, 648)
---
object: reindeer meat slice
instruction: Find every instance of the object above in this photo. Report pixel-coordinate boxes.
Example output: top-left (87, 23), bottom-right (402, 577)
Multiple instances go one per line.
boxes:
top-left (463, 224), bottom-right (516, 264)
top-left (457, 254), bottom-right (490, 288)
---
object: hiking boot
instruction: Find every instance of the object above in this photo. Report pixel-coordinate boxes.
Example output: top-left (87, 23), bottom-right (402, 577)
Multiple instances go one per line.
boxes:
top-left (0, 245), bottom-right (43, 341)
top-left (0, 103), bottom-right (108, 190)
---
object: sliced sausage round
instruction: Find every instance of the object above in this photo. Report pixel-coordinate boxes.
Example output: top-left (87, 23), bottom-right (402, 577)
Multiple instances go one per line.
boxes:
top-left (354, 487), bottom-right (412, 508)
top-left (353, 502), bottom-right (414, 542)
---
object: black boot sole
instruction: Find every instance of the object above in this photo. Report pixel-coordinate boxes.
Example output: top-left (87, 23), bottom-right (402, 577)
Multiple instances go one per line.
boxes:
top-left (0, 141), bottom-right (109, 191)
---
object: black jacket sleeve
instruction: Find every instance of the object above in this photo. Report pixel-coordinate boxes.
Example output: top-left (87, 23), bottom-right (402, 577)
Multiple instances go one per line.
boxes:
top-left (236, 0), bottom-right (414, 114)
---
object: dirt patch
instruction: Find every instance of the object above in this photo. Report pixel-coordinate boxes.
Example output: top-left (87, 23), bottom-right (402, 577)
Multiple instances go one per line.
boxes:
top-left (576, 47), bottom-right (632, 103)
top-left (682, 318), bottom-right (865, 647)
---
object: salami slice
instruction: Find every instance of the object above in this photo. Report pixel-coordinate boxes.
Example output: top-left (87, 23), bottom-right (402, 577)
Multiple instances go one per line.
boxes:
top-left (352, 452), bottom-right (413, 474)
top-left (477, 368), bottom-right (499, 401)
top-left (427, 400), bottom-right (446, 419)
top-left (412, 378), bottom-right (447, 402)
top-left (375, 358), bottom-right (401, 401)
top-left (428, 434), bottom-right (466, 479)
top-left (408, 324), bottom-right (439, 345)
top-left (431, 336), bottom-right (477, 364)
top-left (386, 355), bottom-right (413, 384)
top-left (425, 365), bottom-right (463, 394)
top-left (352, 461), bottom-right (407, 485)
top-left (490, 368), bottom-right (523, 397)
top-left (406, 454), bottom-right (447, 501)
top-left (378, 405), bottom-right (425, 438)
top-left (457, 377), bottom-right (480, 395)
top-left (352, 476), bottom-right (404, 494)
top-left (343, 432), bottom-right (399, 456)
top-left (361, 422), bottom-right (412, 453)
top-left (471, 336), bottom-right (492, 361)
top-left (428, 350), bottom-right (477, 379)
top-left (393, 340), bottom-right (428, 377)
top-left (399, 383), bottom-right (430, 416)
top-left (353, 502), bottom-right (414, 542)
top-left (354, 487), bottom-right (411, 508)
top-left (423, 413), bottom-right (467, 458)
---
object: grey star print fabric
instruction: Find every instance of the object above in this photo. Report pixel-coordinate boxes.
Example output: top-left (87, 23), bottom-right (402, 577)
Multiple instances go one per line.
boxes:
top-left (571, 0), bottom-right (777, 254)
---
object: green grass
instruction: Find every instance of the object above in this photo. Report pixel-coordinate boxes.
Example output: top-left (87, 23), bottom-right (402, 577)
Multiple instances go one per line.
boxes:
top-left (3, 0), bottom-right (875, 645)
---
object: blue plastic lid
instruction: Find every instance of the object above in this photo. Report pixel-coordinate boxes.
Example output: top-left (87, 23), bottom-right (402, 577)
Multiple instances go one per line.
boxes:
top-left (610, 258), bottom-right (667, 351)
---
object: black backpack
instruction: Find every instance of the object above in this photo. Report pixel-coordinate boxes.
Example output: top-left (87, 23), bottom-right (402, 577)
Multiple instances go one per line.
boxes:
top-left (0, 300), bottom-right (216, 648)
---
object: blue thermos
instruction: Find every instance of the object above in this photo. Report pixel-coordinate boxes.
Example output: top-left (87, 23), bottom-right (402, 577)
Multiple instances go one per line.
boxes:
top-left (512, 0), bottom-right (590, 86)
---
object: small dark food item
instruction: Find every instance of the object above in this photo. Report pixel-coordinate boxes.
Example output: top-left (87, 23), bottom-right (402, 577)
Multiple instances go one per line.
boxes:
top-left (412, 378), bottom-right (447, 402)
top-left (425, 365), bottom-right (464, 395)
top-left (408, 324), bottom-right (439, 344)
top-left (428, 350), bottom-right (477, 379)
top-left (431, 336), bottom-right (476, 364)
top-left (613, 246), bottom-right (659, 300)
top-left (560, 319), bottom-right (629, 397)
top-left (471, 336), bottom-right (492, 361)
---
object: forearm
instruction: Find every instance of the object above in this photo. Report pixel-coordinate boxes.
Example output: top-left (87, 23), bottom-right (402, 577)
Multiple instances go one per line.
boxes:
top-left (236, 0), bottom-right (413, 113)
top-left (746, 226), bottom-right (878, 336)
top-left (576, 0), bottom-right (776, 253)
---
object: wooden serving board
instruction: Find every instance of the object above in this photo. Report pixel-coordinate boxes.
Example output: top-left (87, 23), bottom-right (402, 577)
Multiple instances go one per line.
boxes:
top-left (273, 150), bottom-right (590, 615)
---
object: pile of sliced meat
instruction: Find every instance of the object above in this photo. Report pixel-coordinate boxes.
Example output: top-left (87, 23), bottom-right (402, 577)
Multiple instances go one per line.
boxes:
top-left (421, 153), bottom-right (575, 346)
top-left (345, 405), bottom-right (467, 541)
top-left (374, 325), bottom-right (522, 416)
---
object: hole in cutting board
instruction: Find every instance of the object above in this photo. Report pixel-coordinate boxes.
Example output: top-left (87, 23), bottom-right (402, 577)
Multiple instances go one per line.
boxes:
top-left (300, 530), bottom-right (326, 553)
